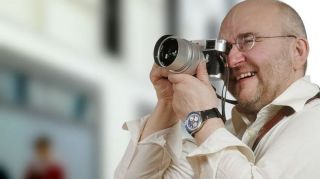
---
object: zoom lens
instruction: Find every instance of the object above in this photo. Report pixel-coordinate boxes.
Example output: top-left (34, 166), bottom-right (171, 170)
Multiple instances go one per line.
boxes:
top-left (154, 35), bottom-right (205, 74)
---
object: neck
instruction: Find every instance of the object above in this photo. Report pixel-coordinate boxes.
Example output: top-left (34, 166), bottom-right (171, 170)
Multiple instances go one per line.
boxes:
top-left (235, 105), bottom-right (259, 122)
top-left (246, 113), bottom-right (257, 122)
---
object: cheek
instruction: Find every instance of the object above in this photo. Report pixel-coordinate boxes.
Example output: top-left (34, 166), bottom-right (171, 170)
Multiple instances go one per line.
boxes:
top-left (247, 46), bottom-right (282, 79)
top-left (254, 49), bottom-right (294, 99)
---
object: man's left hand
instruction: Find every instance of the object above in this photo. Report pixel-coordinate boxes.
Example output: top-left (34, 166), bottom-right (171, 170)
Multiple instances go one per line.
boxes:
top-left (168, 60), bottom-right (219, 120)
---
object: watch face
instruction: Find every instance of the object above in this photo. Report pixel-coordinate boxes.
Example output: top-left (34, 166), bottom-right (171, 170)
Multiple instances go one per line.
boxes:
top-left (185, 112), bottom-right (202, 132)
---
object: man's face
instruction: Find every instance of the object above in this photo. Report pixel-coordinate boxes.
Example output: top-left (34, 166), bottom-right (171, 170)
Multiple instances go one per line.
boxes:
top-left (219, 2), bottom-right (297, 115)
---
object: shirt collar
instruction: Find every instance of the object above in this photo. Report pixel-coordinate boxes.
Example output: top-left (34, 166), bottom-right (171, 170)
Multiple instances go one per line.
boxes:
top-left (230, 107), bottom-right (248, 135)
top-left (231, 76), bottom-right (319, 134)
top-left (271, 76), bottom-right (319, 112)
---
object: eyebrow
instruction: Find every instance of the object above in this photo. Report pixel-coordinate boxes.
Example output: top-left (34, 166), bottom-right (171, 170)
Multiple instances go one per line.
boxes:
top-left (237, 32), bottom-right (258, 36)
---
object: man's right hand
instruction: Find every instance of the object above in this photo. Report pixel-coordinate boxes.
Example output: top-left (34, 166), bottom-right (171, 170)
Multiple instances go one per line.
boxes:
top-left (139, 64), bottom-right (179, 140)
top-left (150, 64), bottom-right (174, 103)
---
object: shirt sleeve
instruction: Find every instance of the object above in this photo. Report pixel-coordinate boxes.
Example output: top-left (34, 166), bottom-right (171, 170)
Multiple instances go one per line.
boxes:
top-left (186, 128), bottom-right (257, 178)
top-left (114, 116), bottom-right (195, 179)
top-left (116, 117), bottom-right (308, 179)
top-left (115, 117), bottom-right (258, 179)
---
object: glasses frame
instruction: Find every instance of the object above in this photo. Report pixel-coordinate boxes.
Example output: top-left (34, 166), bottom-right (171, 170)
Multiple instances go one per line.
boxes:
top-left (232, 32), bottom-right (297, 52)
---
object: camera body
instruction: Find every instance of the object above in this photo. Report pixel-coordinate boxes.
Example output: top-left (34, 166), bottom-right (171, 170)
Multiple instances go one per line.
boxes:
top-left (153, 35), bottom-right (232, 75)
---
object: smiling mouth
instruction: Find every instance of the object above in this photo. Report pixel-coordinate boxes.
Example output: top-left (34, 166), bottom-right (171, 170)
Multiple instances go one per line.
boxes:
top-left (236, 72), bottom-right (256, 81)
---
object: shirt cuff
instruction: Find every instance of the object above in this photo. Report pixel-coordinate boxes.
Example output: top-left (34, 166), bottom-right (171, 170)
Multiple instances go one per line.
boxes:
top-left (122, 116), bottom-right (183, 165)
top-left (122, 115), bottom-right (150, 145)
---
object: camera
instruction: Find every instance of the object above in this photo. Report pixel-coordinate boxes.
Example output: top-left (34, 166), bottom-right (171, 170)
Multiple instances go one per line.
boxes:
top-left (153, 35), bottom-right (232, 75)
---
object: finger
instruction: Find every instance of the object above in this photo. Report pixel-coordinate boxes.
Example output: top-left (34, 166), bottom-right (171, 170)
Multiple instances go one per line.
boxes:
top-left (159, 67), bottom-right (170, 78)
top-left (150, 64), bottom-right (159, 82)
top-left (168, 73), bottom-right (186, 84)
top-left (196, 60), bottom-right (211, 86)
top-left (150, 64), bottom-right (170, 82)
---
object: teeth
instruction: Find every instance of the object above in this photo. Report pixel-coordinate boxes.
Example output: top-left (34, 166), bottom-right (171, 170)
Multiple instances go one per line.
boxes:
top-left (236, 72), bottom-right (255, 80)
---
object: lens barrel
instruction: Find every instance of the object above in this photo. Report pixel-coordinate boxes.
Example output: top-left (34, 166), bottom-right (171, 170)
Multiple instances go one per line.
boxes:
top-left (153, 35), bottom-right (205, 75)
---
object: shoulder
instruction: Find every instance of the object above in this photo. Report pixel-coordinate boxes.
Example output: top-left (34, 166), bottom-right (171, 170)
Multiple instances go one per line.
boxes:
top-left (291, 99), bottom-right (320, 124)
top-left (275, 100), bottom-right (320, 141)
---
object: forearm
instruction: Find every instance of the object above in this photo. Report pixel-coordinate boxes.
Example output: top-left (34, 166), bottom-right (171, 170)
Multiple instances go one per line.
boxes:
top-left (214, 148), bottom-right (262, 179)
top-left (115, 116), bottom-right (193, 179)
top-left (188, 127), bottom-right (303, 179)
top-left (123, 143), bottom-right (171, 179)
top-left (140, 101), bottom-right (178, 141)
top-left (186, 128), bottom-right (256, 178)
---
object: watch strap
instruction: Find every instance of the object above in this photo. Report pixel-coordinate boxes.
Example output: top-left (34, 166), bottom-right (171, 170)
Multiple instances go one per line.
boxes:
top-left (201, 107), bottom-right (222, 122)
top-left (189, 107), bottom-right (222, 137)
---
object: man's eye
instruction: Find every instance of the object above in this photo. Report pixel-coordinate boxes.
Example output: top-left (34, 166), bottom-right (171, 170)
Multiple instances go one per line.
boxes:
top-left (244, 39), bottom-right (254, 43)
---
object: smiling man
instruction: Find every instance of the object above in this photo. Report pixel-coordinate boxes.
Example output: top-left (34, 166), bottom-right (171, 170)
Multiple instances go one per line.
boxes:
top-left (223, 1), bottom-right (308, 121)
top-left (115, 0), bottom-right (320, 178)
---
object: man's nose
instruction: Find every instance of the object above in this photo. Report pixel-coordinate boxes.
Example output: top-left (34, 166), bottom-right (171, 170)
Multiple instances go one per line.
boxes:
top-left (227, 45), bottom-right (246, 68)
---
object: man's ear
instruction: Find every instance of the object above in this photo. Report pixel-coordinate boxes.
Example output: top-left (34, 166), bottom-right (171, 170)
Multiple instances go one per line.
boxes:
top-left (293, 38), bottom-right (309, 71)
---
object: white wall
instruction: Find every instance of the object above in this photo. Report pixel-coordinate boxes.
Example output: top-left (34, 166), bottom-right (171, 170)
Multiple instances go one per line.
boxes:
top-left (0, 1), bottom-right (160, 179)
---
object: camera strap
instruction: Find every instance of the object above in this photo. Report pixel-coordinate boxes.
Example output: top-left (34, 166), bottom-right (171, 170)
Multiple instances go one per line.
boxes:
top-left (252, 91), bottom-right (320, 151)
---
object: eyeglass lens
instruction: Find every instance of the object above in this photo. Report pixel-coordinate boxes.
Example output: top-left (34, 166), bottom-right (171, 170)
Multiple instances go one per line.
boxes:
top-left (236, 33), bottom-right (255, 51)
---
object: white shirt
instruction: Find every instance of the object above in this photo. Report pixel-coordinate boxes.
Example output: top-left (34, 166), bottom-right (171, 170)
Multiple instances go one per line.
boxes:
top-left (115, 76), bottom-right (320, 179)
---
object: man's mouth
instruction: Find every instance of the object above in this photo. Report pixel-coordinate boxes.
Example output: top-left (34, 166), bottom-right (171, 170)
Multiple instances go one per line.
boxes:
top-left (236, 72), bottom-right (256, 81)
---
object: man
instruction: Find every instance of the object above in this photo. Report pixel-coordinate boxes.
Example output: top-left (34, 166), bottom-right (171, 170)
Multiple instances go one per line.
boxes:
top-left (115, 0), bottom-right (320, 178)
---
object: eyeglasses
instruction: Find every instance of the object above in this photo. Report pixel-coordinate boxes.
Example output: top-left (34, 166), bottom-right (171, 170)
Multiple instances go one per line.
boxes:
top-left (231, 32), bottom-right (297, 52)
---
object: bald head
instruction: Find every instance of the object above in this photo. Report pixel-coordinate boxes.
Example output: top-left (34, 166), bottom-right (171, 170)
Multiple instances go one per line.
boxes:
top-left (222, 0), bottom-right (307, 39)
top-left (277, 1), bottom-right (307, 39)
top-left (275, 1), bottom-right (308, 72)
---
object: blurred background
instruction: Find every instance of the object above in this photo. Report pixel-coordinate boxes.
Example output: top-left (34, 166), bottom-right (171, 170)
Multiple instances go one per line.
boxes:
top-left (0, 0), bottom-right (319, 179)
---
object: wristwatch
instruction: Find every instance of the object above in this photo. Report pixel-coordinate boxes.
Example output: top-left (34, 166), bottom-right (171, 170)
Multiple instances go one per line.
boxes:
top-left (184, 107), bottom-right (222, 137)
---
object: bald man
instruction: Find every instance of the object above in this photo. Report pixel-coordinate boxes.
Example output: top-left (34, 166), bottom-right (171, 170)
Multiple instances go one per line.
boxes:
top-left (115, 0), bottom-right (320, 178)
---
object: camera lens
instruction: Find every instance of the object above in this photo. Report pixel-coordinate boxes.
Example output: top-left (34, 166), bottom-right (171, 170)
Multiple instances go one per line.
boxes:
top-left (158, 38), bottom-right (178, 67)
top-left (154, 35), bottom-right (229, 75)
top-left (154, 35), bottom-right (205, 74)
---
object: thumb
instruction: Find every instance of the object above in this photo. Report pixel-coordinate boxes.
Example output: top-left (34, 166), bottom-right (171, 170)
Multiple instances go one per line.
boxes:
top-left (196, 60), bottom-right (210, 86)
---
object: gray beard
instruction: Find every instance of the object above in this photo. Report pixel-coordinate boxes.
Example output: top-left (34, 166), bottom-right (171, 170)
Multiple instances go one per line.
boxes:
top-left (235, 82), bottom-right (276, 117)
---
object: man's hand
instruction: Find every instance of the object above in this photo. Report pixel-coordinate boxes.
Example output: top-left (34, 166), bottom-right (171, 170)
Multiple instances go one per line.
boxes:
top-left (168, 61), bottom-right (219, 120)
top-left (168, 61), bottom-right (224, 144)
top-left (140, 64), bottom-right (179, 141)
top-left (150, 64), bottom-right (174, 103)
